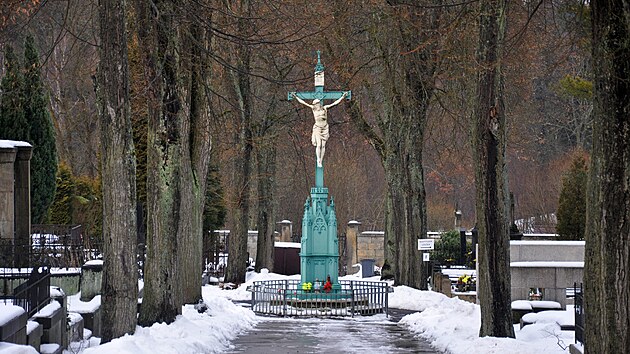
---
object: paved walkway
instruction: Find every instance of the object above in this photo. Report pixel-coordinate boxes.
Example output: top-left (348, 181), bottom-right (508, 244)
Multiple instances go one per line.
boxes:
top-left (226, 308), bottom-right (437, 354)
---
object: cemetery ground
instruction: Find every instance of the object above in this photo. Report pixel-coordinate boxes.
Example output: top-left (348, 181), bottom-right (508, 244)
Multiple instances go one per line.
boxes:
top-left (2, 270), bottom-right (577, 354)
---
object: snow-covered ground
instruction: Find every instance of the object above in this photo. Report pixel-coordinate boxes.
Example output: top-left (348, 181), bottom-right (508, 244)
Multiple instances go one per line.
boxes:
top-left (74, 295), bottom-right (257, 354)
top-left (53, 269), bottom-right (576, 354)
top-left (392, 286), bottom-right (574, 353)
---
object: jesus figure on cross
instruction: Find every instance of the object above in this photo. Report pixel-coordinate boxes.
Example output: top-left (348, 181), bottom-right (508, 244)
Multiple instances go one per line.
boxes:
top-left (291, 91), bottom-right (348, 167)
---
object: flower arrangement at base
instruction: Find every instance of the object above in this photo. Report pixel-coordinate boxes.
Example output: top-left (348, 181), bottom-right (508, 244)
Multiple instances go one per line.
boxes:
top-left (323, 280), bottom-right (332, 293)
top-left (456, 274), bottom-right (476, 292)
top-left (301, 282), bottom-right (312, 292)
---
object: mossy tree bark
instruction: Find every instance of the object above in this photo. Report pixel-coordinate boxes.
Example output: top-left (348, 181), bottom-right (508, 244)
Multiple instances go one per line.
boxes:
top-left (584, 2), bottom-right (630, 353)
top-left (135, 0), bottom-right (213, 325)
top-left (95, 0), bottom-right (138, 342)
top-left (135, 0), bottom-right (181, 325)
top-left (472, 0), bottom-right (514, 338)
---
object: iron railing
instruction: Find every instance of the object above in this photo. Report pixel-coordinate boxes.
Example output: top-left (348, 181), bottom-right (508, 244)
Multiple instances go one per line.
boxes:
top-left (248, 279), bottom-right (392, 317)
top-left (204, 253), bottom-right (228, 279)
top-left (204, 231), bottom-right (228, 278)
top-left (1, 266), bottom-right (51, 317)
top-left (574, 282), bottom-right (584, 345)
top-left (30, 224), bottom-right (93, 268)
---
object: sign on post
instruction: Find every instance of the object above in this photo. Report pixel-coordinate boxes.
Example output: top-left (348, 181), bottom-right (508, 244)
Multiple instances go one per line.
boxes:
top-left (423, 253), bottom-right (430, 262)
top-left (418, 238), bottom-right (435, 251)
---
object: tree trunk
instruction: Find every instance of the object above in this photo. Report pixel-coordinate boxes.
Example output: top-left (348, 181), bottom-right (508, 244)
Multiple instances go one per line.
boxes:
top-left (584, 2), bottom-right (630, 353)
top-left (136, 0), bottom-right (183, 325)
top-left (179, 22), bottom-right (213, 304)
top-left (369, 3), bottom-right (433, 289)
top-left (225, 120), bottom-right (252, 283)
top-left (381, 131), bottom-right (426, 289)
top-left (255, 140), bottom-right (276, 272)
top-left (133, 0), bottom-right (213, 322)
top-left (96, 0), bottom-right (138, 342)
top-left (472, 0), bottom-right (514, 338)
top-left (224, 0), bottom-right (253, 284)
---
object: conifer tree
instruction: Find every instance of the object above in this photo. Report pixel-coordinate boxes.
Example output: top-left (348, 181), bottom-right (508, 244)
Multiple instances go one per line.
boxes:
top-left (23, 35), bottom-right (58, 224)
top-left (203, 161), bottom-right (227, 258)
top-left (556, 155), bottom-right (587, 240)
top-left (0, 45), bottom-right (28, 141)
top-left (47, 162), bottom-right (74, 225)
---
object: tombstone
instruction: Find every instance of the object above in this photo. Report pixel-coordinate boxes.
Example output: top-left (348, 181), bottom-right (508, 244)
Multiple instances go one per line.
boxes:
top-left (432, 272), bottom-right (452, 298)
top-left (80, 260), bottom-right (103, 301)
top-left (346, 220), bottom-right (360, 274)
top-left (277, 220), bottom-right (292, 242)
top-left (0, 141), bottom-right (32, 268)
top-left (14, 147), bottom-right (31, 267)
top-left (454, 208), bottom-right (462, 229)
top-left (0, 146), bottom-right (16, 243)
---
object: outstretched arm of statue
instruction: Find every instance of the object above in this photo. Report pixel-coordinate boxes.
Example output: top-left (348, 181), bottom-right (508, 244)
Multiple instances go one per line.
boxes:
top-left (324, 91), bottom-right (348, 109)
top-left (292, 93), bottom-right (313, 108)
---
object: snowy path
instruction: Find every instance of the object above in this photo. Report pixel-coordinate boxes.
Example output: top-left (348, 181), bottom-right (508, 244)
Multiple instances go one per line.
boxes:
top-left (225, 311), bottom-right (437, 354)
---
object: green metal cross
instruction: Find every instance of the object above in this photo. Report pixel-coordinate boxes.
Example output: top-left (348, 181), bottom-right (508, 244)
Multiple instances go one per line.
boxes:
top-left (287, 50), bottom-right (352, 102)
top-left (288, 51), bottom-right (347, 291)
top-left (288, 51), bottom-right (351, 188)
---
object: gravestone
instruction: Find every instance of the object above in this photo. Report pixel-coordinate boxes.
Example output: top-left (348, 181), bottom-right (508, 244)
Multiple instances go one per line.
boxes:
top-left (80, 260), bottom-right (103, 301)
top-left (277, 220), bottom-right (293, 242)
top-left (0, 140), bottom-right (32, 267)
top-left (345, 221), bottom-right (360, 274)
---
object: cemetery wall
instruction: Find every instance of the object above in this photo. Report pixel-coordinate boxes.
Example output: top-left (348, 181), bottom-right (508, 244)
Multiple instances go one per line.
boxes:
top-left (357, 231), bottom-right (385, 267)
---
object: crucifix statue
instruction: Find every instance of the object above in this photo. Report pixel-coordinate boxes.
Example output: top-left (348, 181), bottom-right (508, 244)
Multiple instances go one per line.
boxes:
top-left (288, 52), bottom-right (351, 290)
top-left (289, 51), bottom-right (351, 168)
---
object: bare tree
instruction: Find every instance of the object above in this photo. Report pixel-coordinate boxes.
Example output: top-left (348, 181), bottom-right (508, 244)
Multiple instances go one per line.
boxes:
top-left (327, 0), bottom-right (443, 288)
top-left (221, 0), bottom-right (254, 284)
top-left (95, 0), bottom-right (137, 342)
top-left (252, 52), bottom-right (295, 272)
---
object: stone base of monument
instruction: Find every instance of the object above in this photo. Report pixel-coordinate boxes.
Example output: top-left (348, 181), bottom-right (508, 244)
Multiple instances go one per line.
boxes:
top-left (248, 279), bottom-right (392, 317)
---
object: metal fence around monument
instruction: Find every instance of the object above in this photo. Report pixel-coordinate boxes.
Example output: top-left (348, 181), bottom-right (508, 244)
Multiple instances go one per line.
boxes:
top-left (247, 279), bottom-right (392, 317)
